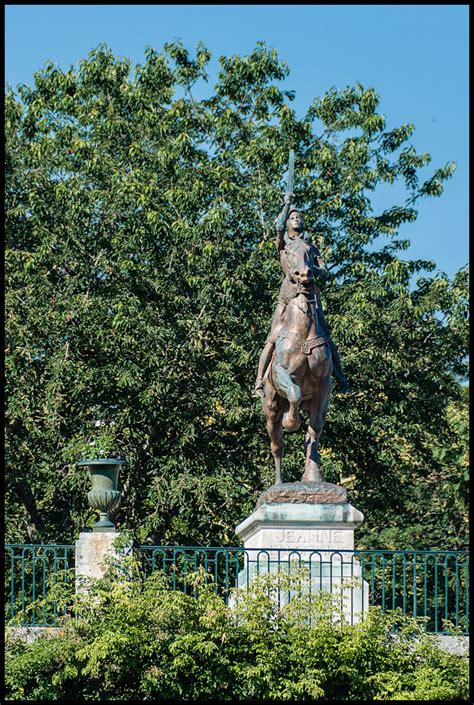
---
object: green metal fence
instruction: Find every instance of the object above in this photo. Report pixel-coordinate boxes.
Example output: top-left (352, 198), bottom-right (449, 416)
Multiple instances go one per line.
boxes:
top-left (4, 544), bottom-right (469, 634)
top-left (4, 544), bottom-right (74, 627)
top-left (139, 547), bottom-right (469, 635)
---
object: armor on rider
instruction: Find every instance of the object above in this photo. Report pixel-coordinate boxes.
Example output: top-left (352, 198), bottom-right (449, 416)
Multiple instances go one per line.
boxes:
top-left (254, 197), bottom-right (349, 397)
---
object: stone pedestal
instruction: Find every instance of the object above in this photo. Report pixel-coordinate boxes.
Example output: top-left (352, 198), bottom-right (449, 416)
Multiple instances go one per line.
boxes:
top-left (234, 481), bottom-right (369, 623)
top-left (75, 531), bottom-right (120, 592)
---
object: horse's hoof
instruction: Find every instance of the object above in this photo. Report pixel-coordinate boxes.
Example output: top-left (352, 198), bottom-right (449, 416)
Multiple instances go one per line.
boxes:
top-left (282, 412), bottom-right (301, 431)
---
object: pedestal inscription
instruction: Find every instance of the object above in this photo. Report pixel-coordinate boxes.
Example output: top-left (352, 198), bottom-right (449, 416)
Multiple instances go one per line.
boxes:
top-left (275, 528), bottom-right (344, 545)
top-left (236, 500), bottom-right (363, 551)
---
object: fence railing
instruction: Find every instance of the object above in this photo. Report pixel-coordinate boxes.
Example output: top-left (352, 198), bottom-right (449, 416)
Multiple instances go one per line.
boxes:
top-left (140, 546), bottom-right (469, 634)
top-left (4, 544), bottom-right (469, 635)
top-left (4, 544), bottom-right (75, 627)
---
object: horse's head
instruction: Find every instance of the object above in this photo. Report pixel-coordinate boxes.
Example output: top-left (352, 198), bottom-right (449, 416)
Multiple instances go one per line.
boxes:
top-left (284, 237), bottom-right (316, 289)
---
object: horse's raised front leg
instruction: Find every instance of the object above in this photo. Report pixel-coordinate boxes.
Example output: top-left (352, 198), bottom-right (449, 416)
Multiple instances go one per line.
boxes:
top-left (273, 340), bottom-right (304, 432)
top-left (302, 376), bottom-right (332, 482)
top-left (274, 361), bottom-right (302, 431)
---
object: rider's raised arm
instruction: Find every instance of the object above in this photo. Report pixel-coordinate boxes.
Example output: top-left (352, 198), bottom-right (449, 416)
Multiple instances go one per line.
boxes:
top-left (275, 194), bottom-right (292, 251)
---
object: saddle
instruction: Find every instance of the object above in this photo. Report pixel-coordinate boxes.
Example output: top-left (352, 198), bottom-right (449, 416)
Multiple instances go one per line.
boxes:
top-left (301, 335), bottom-right (329, 355)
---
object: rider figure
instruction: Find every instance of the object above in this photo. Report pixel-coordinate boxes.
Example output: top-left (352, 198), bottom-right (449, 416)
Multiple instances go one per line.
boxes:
top-left (254, 193), bottom-right (350, 397)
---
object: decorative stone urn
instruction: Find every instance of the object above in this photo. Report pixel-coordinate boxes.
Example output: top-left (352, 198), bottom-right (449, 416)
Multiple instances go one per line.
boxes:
top-left (77, 458), bottom-right (128, 532)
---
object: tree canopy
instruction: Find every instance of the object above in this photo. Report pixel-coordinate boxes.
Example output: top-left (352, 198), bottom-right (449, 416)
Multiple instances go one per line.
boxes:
top-left (5, 42), bottom-right (468, 549)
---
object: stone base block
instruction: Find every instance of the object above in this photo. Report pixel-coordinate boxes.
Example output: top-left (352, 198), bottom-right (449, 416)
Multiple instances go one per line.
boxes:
top-left (236, 553), bottom-right (369, 624)
top-left (235, 500), bottom-right (364, 551)
top-left (234, 484), bottom-right (368, 623)
top-left (5, 626), bottom-right (60, 644)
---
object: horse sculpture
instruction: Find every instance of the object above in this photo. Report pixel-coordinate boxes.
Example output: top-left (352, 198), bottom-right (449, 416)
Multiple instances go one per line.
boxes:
top-left (261, 236), bottom-right (333, 485)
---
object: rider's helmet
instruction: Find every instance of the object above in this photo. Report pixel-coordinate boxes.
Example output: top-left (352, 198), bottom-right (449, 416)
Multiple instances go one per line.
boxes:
top-left (288, 206), bottom-right (303, 217)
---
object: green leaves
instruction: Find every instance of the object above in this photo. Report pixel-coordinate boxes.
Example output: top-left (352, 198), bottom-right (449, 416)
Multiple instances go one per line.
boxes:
top-left (5, 569), bottom-right (470, 700)
top-left (418, 161), bottom-right (457, 198)
top-left (5, 42), bottom-right (468, 550)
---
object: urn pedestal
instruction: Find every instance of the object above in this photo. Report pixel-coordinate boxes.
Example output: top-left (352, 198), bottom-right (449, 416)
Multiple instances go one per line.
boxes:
top-left (234, 481), bottom-right (369, 623)
top-left (75, 531), bottom-right (120, 592)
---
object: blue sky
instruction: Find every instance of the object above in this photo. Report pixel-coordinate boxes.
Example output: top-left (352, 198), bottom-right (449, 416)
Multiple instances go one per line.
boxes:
top-left (5, 4), bottom-right (469, 278)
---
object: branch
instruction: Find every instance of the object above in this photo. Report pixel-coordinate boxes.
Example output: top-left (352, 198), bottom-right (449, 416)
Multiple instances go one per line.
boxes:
top-left (422, 313), bottom-right (449, 344)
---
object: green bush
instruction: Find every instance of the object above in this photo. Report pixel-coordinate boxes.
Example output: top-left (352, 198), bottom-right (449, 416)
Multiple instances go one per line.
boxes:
top-left (5, 563), bottom-right (469, 701)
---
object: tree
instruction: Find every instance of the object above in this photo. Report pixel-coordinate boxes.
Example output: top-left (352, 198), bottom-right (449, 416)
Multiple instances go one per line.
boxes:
top-left (5, 42), bottom-right (468, 548)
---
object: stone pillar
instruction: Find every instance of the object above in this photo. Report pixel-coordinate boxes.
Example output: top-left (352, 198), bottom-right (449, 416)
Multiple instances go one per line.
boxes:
top-left (75, 458), bottom-right (129, 592)
top-left (234, 480), bottom-right (369, 623)
top-left (75, 531), bottom-right (120, 592)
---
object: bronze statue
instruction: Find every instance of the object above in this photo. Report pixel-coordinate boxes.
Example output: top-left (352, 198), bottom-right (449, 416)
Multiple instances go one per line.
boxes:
top-left (255, 151), bottom-right (349, 485)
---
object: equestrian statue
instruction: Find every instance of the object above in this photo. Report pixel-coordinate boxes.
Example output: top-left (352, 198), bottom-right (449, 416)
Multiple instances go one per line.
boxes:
top-left (254, 150), bottom-right (349, 486)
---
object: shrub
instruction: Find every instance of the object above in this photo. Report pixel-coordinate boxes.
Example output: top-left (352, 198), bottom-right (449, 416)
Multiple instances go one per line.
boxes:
top-left (5, 563), bottom-right (469, 701)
